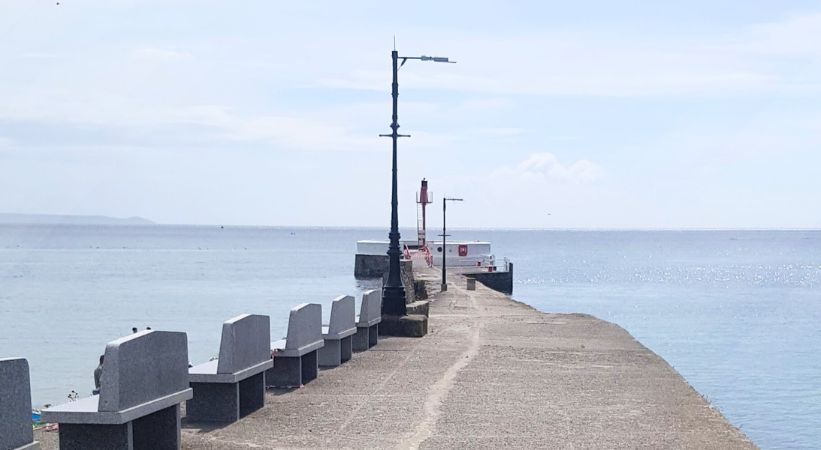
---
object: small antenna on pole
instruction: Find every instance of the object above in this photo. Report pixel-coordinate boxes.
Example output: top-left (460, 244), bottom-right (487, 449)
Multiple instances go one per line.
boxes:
top-left (393, 35), bottom-right (396, 51)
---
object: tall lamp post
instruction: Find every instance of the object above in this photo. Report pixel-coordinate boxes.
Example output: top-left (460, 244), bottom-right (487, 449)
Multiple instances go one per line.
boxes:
top-left (440, 197), bottom-right (463, 292)
top-left (379, 49), bottom-right (455, 316)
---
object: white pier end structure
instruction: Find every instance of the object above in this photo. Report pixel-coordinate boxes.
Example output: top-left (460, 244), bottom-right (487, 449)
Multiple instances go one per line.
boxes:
top-left (429, 241), bottom-right (494, 268)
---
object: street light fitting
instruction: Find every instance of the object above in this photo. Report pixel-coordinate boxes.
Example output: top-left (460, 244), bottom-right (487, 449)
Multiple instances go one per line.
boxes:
top-left (423, 56), bottom-right (456, 63)
top-left (400, 55), bottom-right (456, 67)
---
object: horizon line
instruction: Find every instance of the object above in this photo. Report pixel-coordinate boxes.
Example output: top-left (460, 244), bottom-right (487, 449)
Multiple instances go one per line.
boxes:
top-left (6, 222), bottom-right (819, 232)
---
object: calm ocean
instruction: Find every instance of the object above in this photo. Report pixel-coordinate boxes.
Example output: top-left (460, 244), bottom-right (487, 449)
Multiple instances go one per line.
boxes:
top-left (0, 225), bottom-right (818, 449)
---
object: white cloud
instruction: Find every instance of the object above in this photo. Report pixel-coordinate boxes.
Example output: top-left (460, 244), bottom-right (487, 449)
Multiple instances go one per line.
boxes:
top-left (494, 152), bottom-right (604, 184)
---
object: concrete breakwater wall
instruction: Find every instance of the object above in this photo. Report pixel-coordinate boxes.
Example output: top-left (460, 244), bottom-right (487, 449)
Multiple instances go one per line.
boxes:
top-left (387, 260), bottom-right (428, 305)
top-left (355, 255), bottom-right (427, 305)
top-left (355, 252), bottom-right (512, 297)
top-left (464, 262), bottom-right (514, 294)
top-left (354, 254), bottom-right (387, 279)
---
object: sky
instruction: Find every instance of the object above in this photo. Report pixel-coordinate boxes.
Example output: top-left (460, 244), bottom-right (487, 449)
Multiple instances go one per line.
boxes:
top-left (1, 1), bottom-right (820, 229)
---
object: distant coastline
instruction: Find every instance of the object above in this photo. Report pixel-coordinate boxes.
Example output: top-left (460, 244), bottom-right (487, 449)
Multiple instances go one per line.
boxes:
top-left (0, 213), bottom-right (154, 225)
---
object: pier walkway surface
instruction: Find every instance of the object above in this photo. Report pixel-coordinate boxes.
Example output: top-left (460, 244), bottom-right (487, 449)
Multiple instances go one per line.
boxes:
top-left (35, 272), bottom-right (756, 449)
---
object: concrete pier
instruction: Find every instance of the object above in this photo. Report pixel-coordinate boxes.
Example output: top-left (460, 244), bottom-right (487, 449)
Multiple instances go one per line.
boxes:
top-left (35, 271), bottom-right (754, 449)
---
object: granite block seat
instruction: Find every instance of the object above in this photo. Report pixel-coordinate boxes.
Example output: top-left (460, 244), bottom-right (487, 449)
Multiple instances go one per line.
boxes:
top-left (353, 289), bottom-right (382, 352)
top-left (265, 303), bottom-right (324, 388)
top-left (0, 358), bottom-right (40, 450)
top-left (41, 331), bottom-right (192, 450)
top-left (318, 295), bottom-right (357, 367)
top-left (186, 314), bottom-right (273, 423)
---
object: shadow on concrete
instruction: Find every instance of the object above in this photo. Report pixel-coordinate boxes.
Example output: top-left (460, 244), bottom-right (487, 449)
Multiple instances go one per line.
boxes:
top-left (265, 387), bottom-right (299, 396)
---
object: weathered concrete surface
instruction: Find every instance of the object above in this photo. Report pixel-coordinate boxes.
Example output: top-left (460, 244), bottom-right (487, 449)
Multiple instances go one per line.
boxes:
top-left (36, 273), bottom-right (755, 449)
top-left (406, 300), bottom-right (430, 317)
top-left (380, 314), bottom-right (429, 338)
top-left (177, 273), bottom-right (754, 449)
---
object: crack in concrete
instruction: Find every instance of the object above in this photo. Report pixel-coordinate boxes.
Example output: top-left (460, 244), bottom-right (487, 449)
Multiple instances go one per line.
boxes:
top-left (401, 288), bottom-right (484, 450)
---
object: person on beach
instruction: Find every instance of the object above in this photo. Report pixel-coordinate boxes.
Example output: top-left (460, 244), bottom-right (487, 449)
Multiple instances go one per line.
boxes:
top-left (132, 327), bottom-right (138, 333)
top-left (93, 354), bottom-right (104, 395)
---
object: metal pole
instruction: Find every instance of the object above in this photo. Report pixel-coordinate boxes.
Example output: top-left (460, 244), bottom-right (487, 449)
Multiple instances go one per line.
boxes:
top-left (382, 50), bottom-right (407, 316)
top-left (441, 196), bottom-right (447, 292)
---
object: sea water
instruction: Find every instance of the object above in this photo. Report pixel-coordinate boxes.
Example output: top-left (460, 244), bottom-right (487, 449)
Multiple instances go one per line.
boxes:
top-left (0, 225), bottom-right (818, 449)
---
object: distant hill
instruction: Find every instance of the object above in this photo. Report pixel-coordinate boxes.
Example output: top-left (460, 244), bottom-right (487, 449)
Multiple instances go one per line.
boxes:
top-left (0, 213), bottom-right (155, 225)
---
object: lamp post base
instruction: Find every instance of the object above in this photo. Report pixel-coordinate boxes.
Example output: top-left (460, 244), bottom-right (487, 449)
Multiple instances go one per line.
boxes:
top-left (382, 285), bottom-right (407, 316)
top-left (379, 314), bottom-right (428, 337)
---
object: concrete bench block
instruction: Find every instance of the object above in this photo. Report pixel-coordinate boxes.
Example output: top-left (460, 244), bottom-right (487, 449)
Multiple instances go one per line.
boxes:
top-left (352, 325), bottom-right (379, 352)
top-left (271, 303), bottom-right (324, 358)
top-left (319, 295), bottom-right (356, 367)
top-left (41, 331), bottom-right (192, 450)
top-left (353, 290), bottom-right (382, 351)
top-left (186, 371), bottom-right (266, 423)
top-left (187, 314), bottom-right (273, 423)
top-left (266, 303), bottom-right (323, 388)
top-left (265, 350), bottom-right (318, 388)
top-left (357, 289), bottom-right (382, 328)
top-left (57, 405), bottom-right (181, 450)
top-left (216, 314), bottom-right (272, 375)
top-left (319, 336), bottom-right (353, 367)
top-left (0, 358), bottom-right (40, 450)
